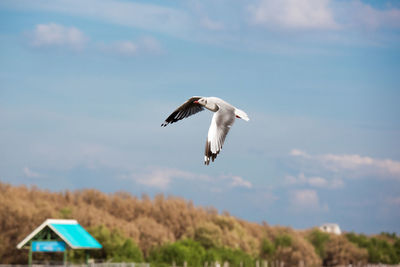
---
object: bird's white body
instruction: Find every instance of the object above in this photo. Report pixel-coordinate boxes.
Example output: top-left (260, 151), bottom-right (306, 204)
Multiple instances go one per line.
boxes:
top-left (162, 96), bottom-right (249, 165)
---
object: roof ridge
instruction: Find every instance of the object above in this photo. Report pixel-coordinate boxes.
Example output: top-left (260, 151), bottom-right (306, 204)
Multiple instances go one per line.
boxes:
top-left (46, 219), bottom-right (78, 224)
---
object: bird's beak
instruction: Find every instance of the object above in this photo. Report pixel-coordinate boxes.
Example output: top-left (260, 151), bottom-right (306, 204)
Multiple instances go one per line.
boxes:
top-left (194, 100), bottom-right (199, 104)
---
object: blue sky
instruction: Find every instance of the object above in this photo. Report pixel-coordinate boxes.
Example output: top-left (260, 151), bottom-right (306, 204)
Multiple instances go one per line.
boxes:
top-left (1, 0), bottom-right (400, 234)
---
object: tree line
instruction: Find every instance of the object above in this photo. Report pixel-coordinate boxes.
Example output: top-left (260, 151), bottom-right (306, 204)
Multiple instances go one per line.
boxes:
top-left (0, 182), bottom-right (399, 266)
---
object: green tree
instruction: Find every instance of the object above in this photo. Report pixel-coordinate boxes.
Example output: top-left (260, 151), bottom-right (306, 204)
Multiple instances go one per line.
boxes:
top-left (204, 247), bottom-right (254, 267)
top-left (59, 207), bottom-right (73, 219)
top-left (88, 225), bottom-right (143, 262)
top-left (306, 229), bottom-right (330, 258)
top-left (149, 239), bottom-right (255, 267)
top-left (274, 234), bottom-right (292, 248)
top-left (394, 239), bottom-right (400, 260)
top-left (149, 239), bottom-right (205, 267)
top-left (194, 222), bottom-right (222, 249)
top-left (346, 232), bottom-right (399, 264)
top-left (323, 235), bottom-right (368, 266)
top-left (260, 238), bottom-right (275, 259)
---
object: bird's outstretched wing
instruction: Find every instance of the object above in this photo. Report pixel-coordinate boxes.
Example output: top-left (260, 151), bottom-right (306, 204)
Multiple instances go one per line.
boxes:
top-left (204, 110), bottom-right (234, 165)
top-left (161, 96), bottom-right (204, 127)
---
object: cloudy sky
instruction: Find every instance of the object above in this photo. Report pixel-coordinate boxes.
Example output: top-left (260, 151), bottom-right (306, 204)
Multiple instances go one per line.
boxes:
top-left (1, 0), bottom-right (399, 234)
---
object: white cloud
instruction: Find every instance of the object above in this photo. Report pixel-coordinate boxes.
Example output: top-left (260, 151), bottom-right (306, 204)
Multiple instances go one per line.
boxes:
top-left (248, 0), bottom-right (338, 30)
top-left (201, 17), bottom-right (225, 31)
top-left (29, 23), bottom-right (162, 56)
top-left (138, 36), bottom-right (163, 53)
top-left (291, 189), bottom-right (321, 210)
top-left (4, 0), bottom-right (400, 51)
top-left (290, 149), bottom-right (400, 179)
top-left (129, 168), bottom-right (209, 190)
top-left (229, 175), bottom-right (253, 188)
top-left (23, 167), bottom-right (42, 178)
top-left (307, 176), bottom-right (329, 187)
top-left (284, 173), bottom-right (343, 189)
top-left (9, 0), bottom-right (192, 37)
top-left (284, 175), bottom-right (298, 185)
top-left (220, 175), bottom-right (253, 189)
top-left (125, 167), bottom-right (252, 191)
top-left (322, 154), bottom-right (400, 176)
top-left (386, 197), bottom-right (400, 206)
top-left (98, 37), bottom-right (163, 56)
top-left (29, 23), bottom-right (88, 50)
top-left (336, 0), bottom-right (400, 30)
top-left (136, 171), bottom-right (172, 190)
top-left (290, 149), bottom-right (310, 158)
top-left (112, 41), bottom-right (138, 56)
top-left (247, 0), bottom-right (400, 32)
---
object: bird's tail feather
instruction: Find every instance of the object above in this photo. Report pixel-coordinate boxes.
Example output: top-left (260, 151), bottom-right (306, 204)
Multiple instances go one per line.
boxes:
top-left (235, 108), bottom-right (249, 121)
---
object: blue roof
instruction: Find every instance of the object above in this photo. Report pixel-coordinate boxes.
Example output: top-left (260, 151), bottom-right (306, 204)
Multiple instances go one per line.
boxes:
top-left (50, 222), bottom-right (102, 249)
top-left (17, 219), bottom-right (102, 250)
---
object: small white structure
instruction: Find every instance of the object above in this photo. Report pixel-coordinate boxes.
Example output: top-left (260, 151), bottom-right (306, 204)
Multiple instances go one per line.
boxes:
top-left (319, 223), bottom-right (341, 235)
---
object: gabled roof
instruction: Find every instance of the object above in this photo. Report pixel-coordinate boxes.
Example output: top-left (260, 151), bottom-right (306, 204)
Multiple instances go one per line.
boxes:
top-left (17, 219), bottom-right (102, 250)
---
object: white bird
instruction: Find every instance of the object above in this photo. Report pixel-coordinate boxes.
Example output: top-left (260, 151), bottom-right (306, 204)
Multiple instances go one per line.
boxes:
top-left (161, 96), bottom-right (249, 165)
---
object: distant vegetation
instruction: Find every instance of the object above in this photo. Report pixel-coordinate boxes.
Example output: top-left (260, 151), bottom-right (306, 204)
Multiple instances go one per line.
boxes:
top-left (346, 232), bottom-right (400, 264)
top-left (0, 182), bottom-right (399, 266)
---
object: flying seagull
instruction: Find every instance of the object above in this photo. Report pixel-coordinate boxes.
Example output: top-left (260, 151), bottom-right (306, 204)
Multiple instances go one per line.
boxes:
top-left (161, 96), bottom-right (249, 165)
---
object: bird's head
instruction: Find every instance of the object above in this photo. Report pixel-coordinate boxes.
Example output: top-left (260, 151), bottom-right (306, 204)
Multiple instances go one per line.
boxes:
top-left (194, 98), bottom-right (207, 106)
